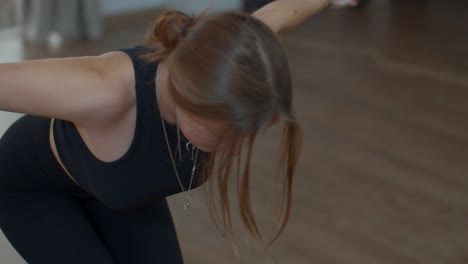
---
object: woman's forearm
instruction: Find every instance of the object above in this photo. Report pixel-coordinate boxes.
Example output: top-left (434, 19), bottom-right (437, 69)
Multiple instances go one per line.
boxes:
top-left (252, 0), bottom-right (330, 34)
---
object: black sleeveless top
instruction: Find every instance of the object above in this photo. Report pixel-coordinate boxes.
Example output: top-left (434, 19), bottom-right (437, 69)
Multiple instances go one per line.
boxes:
top-left (53, 45), bottom-right (207, 211)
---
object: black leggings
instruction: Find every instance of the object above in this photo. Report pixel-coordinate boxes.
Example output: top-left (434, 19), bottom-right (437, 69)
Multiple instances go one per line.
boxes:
top-left (0, 115), bottom-right (183, 264)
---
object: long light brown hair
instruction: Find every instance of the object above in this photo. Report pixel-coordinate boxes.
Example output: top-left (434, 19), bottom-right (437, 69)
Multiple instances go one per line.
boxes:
top-left (141, 9), bottom-right (303, 249)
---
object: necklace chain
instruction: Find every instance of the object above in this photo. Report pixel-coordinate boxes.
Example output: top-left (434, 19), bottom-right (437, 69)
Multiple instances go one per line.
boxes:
top-left (157, 62), bottom-right (199, 210)
top-left (160, 112), bottom-right (199, 210)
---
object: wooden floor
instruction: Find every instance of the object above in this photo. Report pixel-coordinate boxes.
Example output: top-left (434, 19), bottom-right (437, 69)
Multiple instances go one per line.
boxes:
top-left (22, 1), bottom-right (468, 263)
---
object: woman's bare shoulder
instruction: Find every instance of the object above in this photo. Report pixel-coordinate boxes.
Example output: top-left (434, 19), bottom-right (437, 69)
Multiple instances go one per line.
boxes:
top-left (82, 50), bottom-right (137, 128)
top-left (99, 50), bottom-right (135, 88)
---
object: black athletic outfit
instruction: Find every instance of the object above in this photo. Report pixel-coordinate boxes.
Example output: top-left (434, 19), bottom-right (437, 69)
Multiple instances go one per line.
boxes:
top-left (0, 45), bottom-right (206, 264)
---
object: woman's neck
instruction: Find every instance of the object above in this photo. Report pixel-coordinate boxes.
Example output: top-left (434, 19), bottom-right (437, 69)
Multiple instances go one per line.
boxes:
top-left (156, 60), bottom-right (177, 125)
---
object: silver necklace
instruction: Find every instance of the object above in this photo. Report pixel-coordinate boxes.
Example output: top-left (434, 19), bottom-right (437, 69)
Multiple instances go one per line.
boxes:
top-left (157, 63), bottom-right (199, 210)
top-left (160, 113), bottom-right (199, 210)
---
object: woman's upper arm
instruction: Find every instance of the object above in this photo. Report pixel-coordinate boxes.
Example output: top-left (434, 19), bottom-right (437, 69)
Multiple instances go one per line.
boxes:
top-left (0, 51), bottom-right (134, 127)
top-left (252, 3), bottom-right (285, 34)
top-left (252, 0), bottom-right (330, 34)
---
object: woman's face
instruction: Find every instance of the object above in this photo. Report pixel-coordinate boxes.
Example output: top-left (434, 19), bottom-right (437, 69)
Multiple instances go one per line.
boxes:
top-left (176, 107), bottom-right (244, 155)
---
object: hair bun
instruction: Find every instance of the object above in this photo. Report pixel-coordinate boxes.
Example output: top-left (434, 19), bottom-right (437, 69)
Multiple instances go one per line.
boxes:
top-left (145, 11), bottom-right (194, 54)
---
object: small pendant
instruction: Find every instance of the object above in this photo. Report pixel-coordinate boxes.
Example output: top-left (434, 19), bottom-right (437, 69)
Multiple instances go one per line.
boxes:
top-left (186, 141), bottom-right (193, 152)
top-left (184, 195), bottom-right (191, 210)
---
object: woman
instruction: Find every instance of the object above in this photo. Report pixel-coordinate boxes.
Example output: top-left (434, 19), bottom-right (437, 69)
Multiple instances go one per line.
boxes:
top-left (0, 0), bottom-right (355, 263)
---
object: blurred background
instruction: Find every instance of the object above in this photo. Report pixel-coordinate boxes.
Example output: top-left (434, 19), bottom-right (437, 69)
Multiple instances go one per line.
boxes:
top-left (0, 0), bottom-right (467, 263)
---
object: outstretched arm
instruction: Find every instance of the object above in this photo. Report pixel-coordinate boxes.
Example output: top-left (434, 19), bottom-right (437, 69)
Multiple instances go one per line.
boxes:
top-left (0, 51), bottom-right (131, 127)
top-left (252, 0), bottom-right (356, 34)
